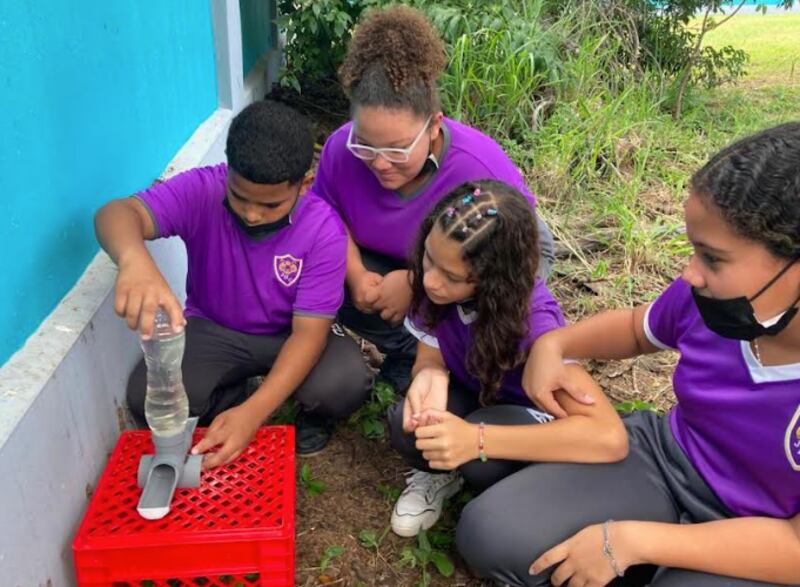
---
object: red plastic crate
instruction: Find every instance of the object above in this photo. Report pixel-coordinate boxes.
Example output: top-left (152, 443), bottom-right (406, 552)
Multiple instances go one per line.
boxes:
top-left (73, 426), bottom-right (295, 586)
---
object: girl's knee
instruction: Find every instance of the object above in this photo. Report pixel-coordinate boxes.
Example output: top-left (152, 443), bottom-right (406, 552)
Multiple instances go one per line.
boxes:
top-left (456, 491), bottom-right (553, 587)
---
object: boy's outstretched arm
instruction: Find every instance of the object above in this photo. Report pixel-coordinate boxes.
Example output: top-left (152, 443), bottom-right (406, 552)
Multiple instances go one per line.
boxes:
top-left (191, 315), bottom-right (330, 469)
top-left (524, 304), bottom-right (659, 417)
top-left (95, 197), bottom-right (184, 337)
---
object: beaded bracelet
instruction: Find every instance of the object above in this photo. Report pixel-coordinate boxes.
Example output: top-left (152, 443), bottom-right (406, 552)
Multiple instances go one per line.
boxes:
top-left (602, 520), bottom-right (624, 577)
top-left (478, 422), bottom-right (487, 462)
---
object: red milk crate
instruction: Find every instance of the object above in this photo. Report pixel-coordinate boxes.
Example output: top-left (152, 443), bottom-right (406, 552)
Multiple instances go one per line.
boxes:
top-left (73, 426), bottom-right (295, 586)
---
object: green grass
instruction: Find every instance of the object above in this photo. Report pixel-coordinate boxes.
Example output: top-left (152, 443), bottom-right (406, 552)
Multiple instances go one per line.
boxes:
top-left (700, 12), bottom-right (800, 83)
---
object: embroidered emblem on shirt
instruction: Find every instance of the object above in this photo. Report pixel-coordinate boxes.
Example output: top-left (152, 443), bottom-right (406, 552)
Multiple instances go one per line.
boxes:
top-left (785, 404), bottom-right (800, 472)
top-left (274, 254), bottom-right (303, 287)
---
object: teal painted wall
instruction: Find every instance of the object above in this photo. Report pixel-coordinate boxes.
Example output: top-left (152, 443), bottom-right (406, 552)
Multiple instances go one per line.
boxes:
top-left (0, 2), bottom-right (218, 366)
top-left (240, 0), bottom-right (276, 75)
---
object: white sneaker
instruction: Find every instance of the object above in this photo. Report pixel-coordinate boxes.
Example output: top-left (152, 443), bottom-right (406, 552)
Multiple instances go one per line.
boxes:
top-left (390, 469), bottom-right (464, 537)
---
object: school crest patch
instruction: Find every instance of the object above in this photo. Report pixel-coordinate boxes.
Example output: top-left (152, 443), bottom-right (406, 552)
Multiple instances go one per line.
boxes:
top-left (274, 254), bottom-right (302, 287)
top-left (786, 404), bottom-right (800, 472)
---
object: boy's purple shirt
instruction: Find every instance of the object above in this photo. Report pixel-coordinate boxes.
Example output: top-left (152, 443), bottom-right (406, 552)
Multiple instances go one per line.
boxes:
top-left (135, 164), bottom-right (347, 334)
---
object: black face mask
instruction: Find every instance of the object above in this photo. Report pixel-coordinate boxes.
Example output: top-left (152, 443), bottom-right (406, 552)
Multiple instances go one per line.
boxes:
top-left (222, 192), bottom-right (297, 241)
top-left (692, 258), bottom-right (800, 341)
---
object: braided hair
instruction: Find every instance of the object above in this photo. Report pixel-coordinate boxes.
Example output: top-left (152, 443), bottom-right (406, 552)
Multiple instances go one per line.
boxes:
top-left (409, 180), bottom-right (540, 405)
top-left (691, 122), bottom-right (800, 260)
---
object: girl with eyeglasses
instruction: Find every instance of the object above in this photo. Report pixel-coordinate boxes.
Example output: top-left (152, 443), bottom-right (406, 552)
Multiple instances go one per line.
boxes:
top-left (312, 6), bottom-right (556, 394)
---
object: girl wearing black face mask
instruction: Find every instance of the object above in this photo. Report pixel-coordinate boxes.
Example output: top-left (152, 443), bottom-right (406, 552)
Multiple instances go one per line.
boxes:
top-left (453, 122), bottom-right (800, 587)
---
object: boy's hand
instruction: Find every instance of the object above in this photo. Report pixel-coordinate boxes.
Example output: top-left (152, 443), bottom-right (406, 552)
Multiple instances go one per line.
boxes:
top-left (414, 409), bottom-right (477, 470)
top-left (523, 334), bottom-right (594, 419)
top-left (375, 269), bottom-right (413, 325)
top-left (115, 253), bottom-right (185, 338)
top-left (191, 404), bottom-right (262, 470)
top-left (350, 270), bottom-right (383, 314)
top-left (402, 367), bottom-right (449, 433)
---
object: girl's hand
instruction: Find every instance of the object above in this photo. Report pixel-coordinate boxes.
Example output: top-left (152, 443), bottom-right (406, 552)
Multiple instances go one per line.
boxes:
top-left (530, 521), bottom-right (635, 587)
top-left (375, 269), bottom-right (413, 325)
top-left (402, 368), bottom-right (449, 433)
top-left (523, 334), bottom-right (594, 419)
top-left (414, 409), bottom-right (478, 470)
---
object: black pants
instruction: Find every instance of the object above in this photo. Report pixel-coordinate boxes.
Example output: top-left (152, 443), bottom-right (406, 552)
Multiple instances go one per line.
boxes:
top-left (456, 411), bottom-right (783, 587)
top-left (128, 316), bottom-right (373, 426)
top-left (340, 214), bottom-right (556, 362)
top-left (388, 380), bottom-right (550, 493)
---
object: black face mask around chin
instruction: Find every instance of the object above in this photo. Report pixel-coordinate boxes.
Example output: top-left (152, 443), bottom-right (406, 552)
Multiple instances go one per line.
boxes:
top-left (692, 257), bottom-right (800, 341)
top-left (222, 196), bottom-right (293, 240)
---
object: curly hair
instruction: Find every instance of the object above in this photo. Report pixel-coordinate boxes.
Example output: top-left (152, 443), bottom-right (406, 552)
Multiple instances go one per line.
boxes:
top-left (339, 6), bottom-right (447, 117)
top-left (691, 121), bottom-right (800, 259)
top-left (409, 180), bottom-right (540, 405)
top-left (226, 100), bottom-right (313, 185)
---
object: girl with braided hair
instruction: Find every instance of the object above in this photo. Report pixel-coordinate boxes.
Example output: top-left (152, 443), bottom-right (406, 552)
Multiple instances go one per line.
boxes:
top-left (312, 6), bottom-right (555, 394)
top-left (386, 180), bottom-right (626, 538)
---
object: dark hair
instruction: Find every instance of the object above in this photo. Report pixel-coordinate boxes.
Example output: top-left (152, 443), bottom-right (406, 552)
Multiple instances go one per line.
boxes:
top-left (339, 6), bottom-right (447, 118)
top-left (691, 121), bottom-right (800, 259)
top-left (409, 180), bottom-right (540, 405)
top-left (226, 100), bottom-right (313, 185)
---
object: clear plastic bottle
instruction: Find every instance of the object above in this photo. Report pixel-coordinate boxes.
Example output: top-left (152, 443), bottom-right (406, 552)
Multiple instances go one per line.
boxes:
top-left (142, 308), bottom-right (189, 437)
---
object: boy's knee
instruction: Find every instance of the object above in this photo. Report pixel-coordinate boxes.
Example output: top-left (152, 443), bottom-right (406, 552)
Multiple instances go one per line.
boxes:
top-left (296, 336), bottom-right (372, 418)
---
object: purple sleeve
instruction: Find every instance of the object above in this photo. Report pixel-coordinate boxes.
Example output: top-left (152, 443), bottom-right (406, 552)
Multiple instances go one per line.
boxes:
top-left (310, 128), bottom-right (346, 216)
top-left (135, 165), bottom-right (226, 239)
top-left (292, 214), bottom-right (347, 318)
top-left (527, 279), bottom-right (566, 343)
top-left (643, 279), bottom-right (691, 350)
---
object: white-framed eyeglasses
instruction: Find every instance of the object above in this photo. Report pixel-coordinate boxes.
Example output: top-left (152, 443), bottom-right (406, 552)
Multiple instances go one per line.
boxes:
top-left (346, 115), bottom-right (432, 163)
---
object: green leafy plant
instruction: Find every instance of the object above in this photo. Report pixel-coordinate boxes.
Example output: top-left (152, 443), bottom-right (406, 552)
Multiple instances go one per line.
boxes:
top-left (616, 399), bottom-right (659, 414)
top-left (396, 530), bottom-right (455, 587)
top-left (358, 525), bottom-right (391, 552)
top-left (299, 463), bottom-right (326, 497)
top-left (319, 544), bottom-right (345, 572)
top-left (376, 482), bottom-right (402, 503)
top-left (348, 381), bottom-right (397, 440)
top-left (275, 0), bottom-right (381, 92)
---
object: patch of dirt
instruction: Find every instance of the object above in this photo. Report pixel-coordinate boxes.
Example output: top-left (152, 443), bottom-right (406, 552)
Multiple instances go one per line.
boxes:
top-left (293, 427), bottom-right (491, 587)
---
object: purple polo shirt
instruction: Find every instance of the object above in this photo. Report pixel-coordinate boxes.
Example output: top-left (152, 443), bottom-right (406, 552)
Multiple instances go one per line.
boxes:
top-left (135, 164), bottom-right (347, 334)
top-left (313, 117), bottom-right (537, 262)
top-left (404, 279), bottom-right (565, 406)
top-left (644, 278), bottom-right (800, 518)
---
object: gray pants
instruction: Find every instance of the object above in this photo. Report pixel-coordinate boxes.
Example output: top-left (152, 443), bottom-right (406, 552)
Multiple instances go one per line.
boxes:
top-left (388, 381), bottom-right (548, 493)
top-left (456, 411), bottom-right (783, 587)
top-left (127, 316), bottom-right (373, 426)
top-left (341, 214), bottom-right (555, 360)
